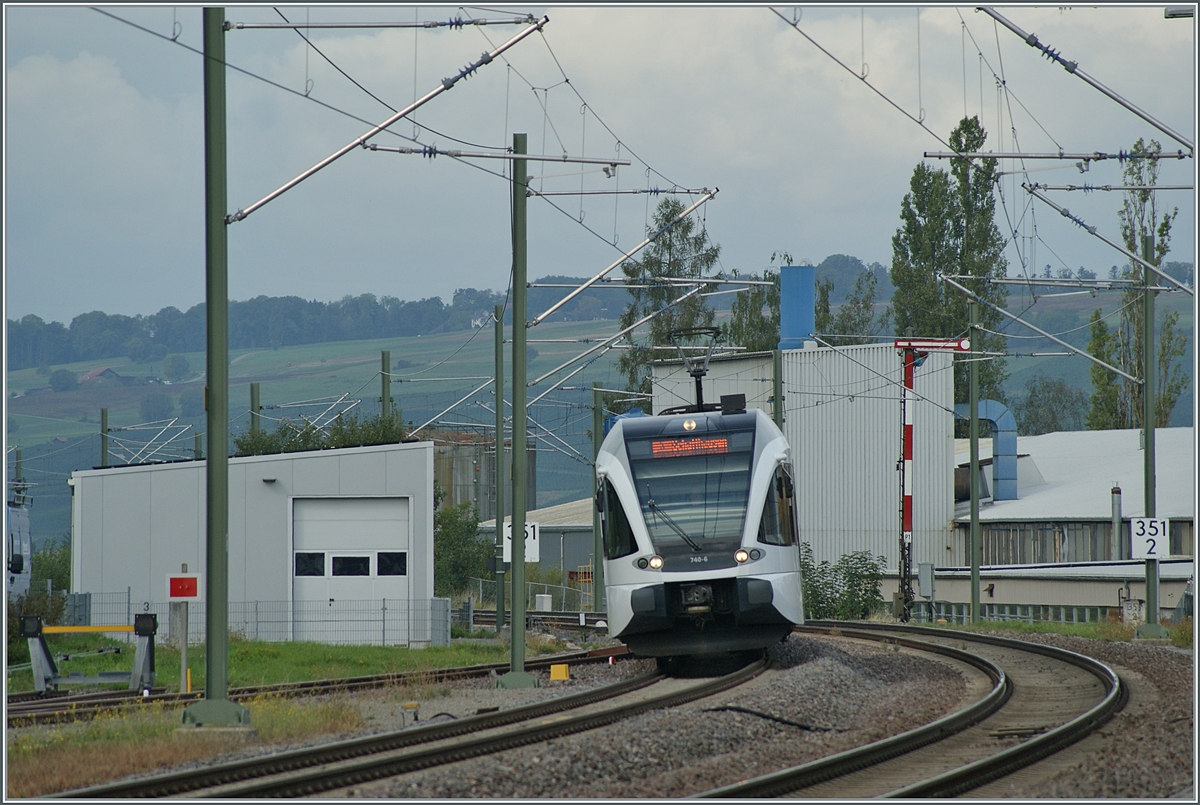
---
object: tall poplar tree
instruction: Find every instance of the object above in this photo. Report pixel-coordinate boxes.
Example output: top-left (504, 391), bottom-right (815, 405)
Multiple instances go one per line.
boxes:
top-left (1085, 138), bottom-right (1187, 429)
top-left (617, 198), bottom-right (720, 398)
top-left (889, 116), bottom-right (1009, 403)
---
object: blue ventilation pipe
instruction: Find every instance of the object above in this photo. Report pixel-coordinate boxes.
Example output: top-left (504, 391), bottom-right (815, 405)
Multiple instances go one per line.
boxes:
top-left (778, 265), bottom-right (816, 351)
top-left (954, 400), bottom-right (1018, 500)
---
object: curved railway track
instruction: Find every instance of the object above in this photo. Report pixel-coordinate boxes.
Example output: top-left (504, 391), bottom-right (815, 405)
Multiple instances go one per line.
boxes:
top-left (53, 655), bottom-right (767, 798)
top-left (6, 646), bottom-right (627, 728)
top-left (21, 622), bottom-right (1130, 799)
top-left (696, 622), bottom-right (1126, 798)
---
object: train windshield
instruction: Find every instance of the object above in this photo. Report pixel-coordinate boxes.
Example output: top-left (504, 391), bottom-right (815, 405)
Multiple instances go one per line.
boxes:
top-left (626, 430), bottom-right (754, 562)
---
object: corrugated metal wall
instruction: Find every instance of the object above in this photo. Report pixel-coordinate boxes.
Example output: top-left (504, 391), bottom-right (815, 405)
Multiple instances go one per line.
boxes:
top-left (433, 440), bottom-right (536, 520)
top-left (653, 344), bottom-right (955, 569)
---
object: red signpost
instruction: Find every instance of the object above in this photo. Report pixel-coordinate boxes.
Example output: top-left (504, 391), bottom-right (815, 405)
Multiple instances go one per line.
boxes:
top-left (169, 575), bottom-right (201, 600)
top-left (167, 572), bottom-right (201, 693)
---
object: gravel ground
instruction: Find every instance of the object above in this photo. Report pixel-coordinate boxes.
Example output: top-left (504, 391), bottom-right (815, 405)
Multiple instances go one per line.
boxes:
top-left (342, 634), bottom-right (968, 798)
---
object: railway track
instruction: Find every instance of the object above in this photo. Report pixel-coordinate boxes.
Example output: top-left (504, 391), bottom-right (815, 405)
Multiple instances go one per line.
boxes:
top-left (6, 646), bottom-right (627, 728)
top-left (54, 655), bottom-right (767, 798)
top-left (695, 622), bottom-right (1126, 798)
top-left (20, 622), bottom-right (1131, 798)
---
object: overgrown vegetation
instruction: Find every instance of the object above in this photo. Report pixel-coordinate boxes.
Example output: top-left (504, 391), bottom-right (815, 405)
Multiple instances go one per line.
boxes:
top-left (433, 484), bottom-right (491, 598)
top-left (7, 536), bottom-right (72, 663)
top-left (939, 615), bottom-right (1193, 650)
top-left (800, 543), bottom-right (888, 620)
top-left (233, 410), bottom-right (406, 456)
top-left (6, 631), bottom-right (515, 694)
top-left (4, 693), bottom-right (366, 798)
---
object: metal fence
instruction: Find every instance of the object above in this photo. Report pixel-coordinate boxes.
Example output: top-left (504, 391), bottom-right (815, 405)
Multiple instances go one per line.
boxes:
top-left (466, 578), bottom-right (594, 612)
top-left (911, 600), bottom-right (1115, 625)
top-left (57, 592), bottom-right (451, 647)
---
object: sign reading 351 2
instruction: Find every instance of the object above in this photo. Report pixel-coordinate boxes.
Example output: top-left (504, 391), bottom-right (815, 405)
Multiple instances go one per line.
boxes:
top-left (1131, 517), bottom-right (1170, 560)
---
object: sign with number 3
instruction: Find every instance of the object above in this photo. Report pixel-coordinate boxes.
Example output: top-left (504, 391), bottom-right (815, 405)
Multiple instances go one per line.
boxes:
top-left (1131, 518), bottom-right (1170, 560)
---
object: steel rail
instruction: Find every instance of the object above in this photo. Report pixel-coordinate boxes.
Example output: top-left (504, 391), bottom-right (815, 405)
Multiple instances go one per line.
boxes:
top-left (697, 622), bottom-right (1124, 798)
top-left (875, 624), bottom-right (1126, 798)
top-left (59, 656), bottom-right (765, 798)
top-left (693, 625), bottom-right (1009, 798)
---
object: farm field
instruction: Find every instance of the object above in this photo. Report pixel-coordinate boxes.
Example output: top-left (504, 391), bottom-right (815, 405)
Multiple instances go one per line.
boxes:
top-left (6, 318), bottom-right (627, 547)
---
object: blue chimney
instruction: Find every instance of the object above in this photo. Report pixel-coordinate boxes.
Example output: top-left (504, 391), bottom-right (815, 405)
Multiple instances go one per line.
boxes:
top-left (778, 265), bottom-right (816, 351)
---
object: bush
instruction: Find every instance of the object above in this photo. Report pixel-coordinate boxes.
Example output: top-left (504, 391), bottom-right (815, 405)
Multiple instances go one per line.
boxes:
top-left (139, 391), bottom-right (175, 422)
top-left (233, 412), bottom-right (405, 456)
top-left (48, 369), bottom-right (77, 392)
top-left (800, 543), bottom-right (887, 620)
top-left (32, 536), bottom-right (71, 593)
top-left (162, 354), bottom-right (191, 382)
top-left (179, 388), bottom-right (205, 418)
top-left (434, 494), bottom-right (491, 598)
top-left (6, 536), bottom-right (72, 664)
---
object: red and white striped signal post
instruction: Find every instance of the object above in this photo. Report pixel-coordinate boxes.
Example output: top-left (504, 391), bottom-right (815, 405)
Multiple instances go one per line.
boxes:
top-left (893, 338), bottom-right (970, 621)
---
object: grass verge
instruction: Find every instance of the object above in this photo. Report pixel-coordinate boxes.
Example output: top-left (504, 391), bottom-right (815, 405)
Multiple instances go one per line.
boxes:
top-left (909, 615), bottom-right (1193, 649)
top-left (7, 633), bottom-right (516, 694)
top-left (6, 631), bottom-right (587, 797)
top-left (5, 695), bottom-right (366, 798)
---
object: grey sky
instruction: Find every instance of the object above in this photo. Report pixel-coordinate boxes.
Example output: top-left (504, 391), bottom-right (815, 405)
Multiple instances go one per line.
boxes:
top-left (4, 4), bottom-right (1196, 326)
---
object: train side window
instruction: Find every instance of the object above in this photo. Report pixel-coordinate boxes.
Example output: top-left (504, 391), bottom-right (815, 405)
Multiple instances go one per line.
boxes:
top-left (758, 465), bottom-right (796, 546)
top-left (778, 464), bottom-right (797, 546)
top-left (601, 480), bottom-right (637, 559)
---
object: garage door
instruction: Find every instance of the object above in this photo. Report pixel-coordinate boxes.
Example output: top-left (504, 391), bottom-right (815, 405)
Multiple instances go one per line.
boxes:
top-left (292, 498), bottom-right (409, 643)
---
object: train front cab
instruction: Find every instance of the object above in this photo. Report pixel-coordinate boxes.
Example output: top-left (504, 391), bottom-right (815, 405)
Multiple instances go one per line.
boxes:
top-left (597, 410), bottom-right (803, 657)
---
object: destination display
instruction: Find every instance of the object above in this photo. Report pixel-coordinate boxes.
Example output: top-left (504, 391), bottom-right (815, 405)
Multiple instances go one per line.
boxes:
top-left (649, 437), bottom-right (729, 459)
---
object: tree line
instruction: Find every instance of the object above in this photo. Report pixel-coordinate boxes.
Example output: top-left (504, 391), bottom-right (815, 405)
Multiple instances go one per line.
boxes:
top-left (6, 278), bottom-right (633, 372)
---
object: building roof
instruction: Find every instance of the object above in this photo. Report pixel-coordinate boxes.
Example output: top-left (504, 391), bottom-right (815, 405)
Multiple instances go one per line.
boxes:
top-left (954, 427), bottom-right (1194, 522)
top-left (481, 496), bottom-right (593, 528)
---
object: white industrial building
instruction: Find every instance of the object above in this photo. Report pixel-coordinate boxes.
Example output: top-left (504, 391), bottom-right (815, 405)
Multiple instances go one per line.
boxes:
top-left (68, 441), bottom-right (445, 645)
top-left (653, 343), bottom-right (956, 570)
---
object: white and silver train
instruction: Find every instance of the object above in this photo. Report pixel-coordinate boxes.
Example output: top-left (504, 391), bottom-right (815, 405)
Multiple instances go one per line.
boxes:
top-left (596, 396), bottom-right (804, 658)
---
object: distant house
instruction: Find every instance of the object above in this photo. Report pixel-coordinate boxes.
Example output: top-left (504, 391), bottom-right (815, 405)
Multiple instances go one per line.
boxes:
top-left (78, 368), bottom-right (162, 387)
top-left (79, 368), bottom-right (129, 386)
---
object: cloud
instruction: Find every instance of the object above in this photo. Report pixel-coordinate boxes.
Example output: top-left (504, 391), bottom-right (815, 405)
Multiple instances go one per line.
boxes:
top-left (3, 6), bottom-right (1193, 325)
top-left (6, 50), bottom-right (204, 321)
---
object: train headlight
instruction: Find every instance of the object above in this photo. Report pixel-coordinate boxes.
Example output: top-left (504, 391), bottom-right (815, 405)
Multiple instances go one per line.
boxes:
top-left (648, 555), bottom-right (664, 570)
top-left (636, 558), bottom-right (649, 569)
top-left (734, 549), bottom-right (750, 563)
top-left (750, 549), bottom-right (763, 560)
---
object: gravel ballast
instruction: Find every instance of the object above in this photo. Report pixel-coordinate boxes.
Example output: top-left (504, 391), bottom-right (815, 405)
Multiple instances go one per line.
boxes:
top-left (342, 635), bottom-right (969, 798)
